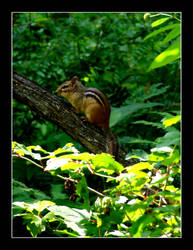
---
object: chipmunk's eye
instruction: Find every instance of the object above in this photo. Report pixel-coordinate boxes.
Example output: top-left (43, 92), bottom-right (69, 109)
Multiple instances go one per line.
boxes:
top-left (61, 85), bottom-right (68, 90)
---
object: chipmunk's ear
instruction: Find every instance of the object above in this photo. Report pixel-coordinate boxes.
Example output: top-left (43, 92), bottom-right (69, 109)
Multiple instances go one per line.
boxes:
top-left (71, 76), bottom-right (78, 84)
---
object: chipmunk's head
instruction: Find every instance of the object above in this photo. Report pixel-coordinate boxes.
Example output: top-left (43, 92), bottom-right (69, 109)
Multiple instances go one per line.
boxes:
top-left (56, 76), bottom-right (80, 95)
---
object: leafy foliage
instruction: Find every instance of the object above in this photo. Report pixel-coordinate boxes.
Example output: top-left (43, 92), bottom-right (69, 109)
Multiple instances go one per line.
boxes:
top-left (12, 12), bottom-right (181, 237)
top-left (12, 113), bottom-right (181, 237)
top-left (13, 12), bottom-right (180, 152)
top-left (143, 13), bottom-right (181, 71)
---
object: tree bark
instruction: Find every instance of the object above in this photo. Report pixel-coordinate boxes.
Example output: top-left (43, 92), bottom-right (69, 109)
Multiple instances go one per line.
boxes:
top-left (13, 72), bottom-right (136, 166)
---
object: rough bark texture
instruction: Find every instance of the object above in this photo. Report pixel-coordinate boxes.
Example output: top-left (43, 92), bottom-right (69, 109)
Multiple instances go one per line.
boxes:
top-left (13, 72), bottom-right (137, 166)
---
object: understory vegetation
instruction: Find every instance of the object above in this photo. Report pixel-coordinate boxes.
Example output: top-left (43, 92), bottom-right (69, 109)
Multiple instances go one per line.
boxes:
top-left (12, 12), bottom-right (181, 237)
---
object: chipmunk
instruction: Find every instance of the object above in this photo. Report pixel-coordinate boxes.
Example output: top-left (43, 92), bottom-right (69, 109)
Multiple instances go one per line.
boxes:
top-left (55, 76), bottom-right (118, 159)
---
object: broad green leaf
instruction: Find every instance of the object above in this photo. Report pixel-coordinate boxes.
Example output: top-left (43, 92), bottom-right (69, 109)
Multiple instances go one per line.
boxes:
top-left (144, 24), bottom-right (179, 41)
top-left (132, 120), bottom-right (164, 129)
top-left (114, 196), bottom-right (128, 204)
top-left (126, 149), bottom-right (149, 161)
top-left (12, 142), bottom-right (42, 160)
top-left (162, 115), bottom-right (181, 128)
top-left (111, 102), bottom-right (163, 127)
top-left (13, 200), bottom-right (55, 214)
top-left (161, 149), bottom-right (180, 165)
top-left (45, 158), bottom-right (70, 171)
top-left (159, 190), bottom-right (181, 203)
top-left (148, 152), bottom-right (166, 162)
top-left (13, 179), bottom-right (50, 203)
top-left (45, 152), bottom-right (96, 172)
top-left (26, 145), bottom-right (49, 155)
top-left (126, 162), bottom-right (152, 172)
top-left (91, 153), bottom-right (124, 174)
top-left (12, 141), bottom-right (31, 157)
top-left (130, 214), bottom-right (155, 237)
top-left (151, 146), bottom-right (173, 153)
top-left (60, 161), bottom-right (85, 171)
top-left (13, 201), bottom-right (27, 211)
top-left (32, 200), bottom-right (55, 214)
top-left (120, 136), bottom-right (156, 145)
top-left (53, 143), bottom-right (79, 155)
top-left (48, 205), bottom-right (90, 236)
top-left (156, 128), bottom-right (180, 147)
top-left (167, 216), bottom-right (178, 227)
top-left (76, 176), bottom-right (90, 210)
top-left (162, 24), bottom-right (181, 44)
top-left (150, 174), bottom-right (168, 185)
top-left (96, 216), bottom-right (102, 228)
top-left (151, 17), bottom-right (170, 28)
top-left (153, 204), bottom-right (179, 214)
top-left (124, 199), bottom-right (146, 222)
top-left (24, 214), bottom-right (45, 237)
top-left (116, 171), bottom-right (150, 191)
top-left (56, 153), bottom-right (94, 161)
top-left (148, 39), bottom-right (181, 71)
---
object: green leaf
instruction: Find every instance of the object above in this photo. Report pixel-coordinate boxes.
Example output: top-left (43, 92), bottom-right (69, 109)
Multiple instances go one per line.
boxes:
top-left (111, 102), bottom-right (163, 127)
top-left (151, 17), bottom-right (170, 28)
top-left (32, 200), bottom-right (56, 214)
top-left (48, 205), bottom-right (91, 236)
top-left (91, 153), bottom-right (124, 174)
top-left (126, 162), bottom-right (152, 172)
top-left (45, 158), bottom-right (71, 171)
top-left (124, 199), bottom-right (146, 222)
top-left (162, 115), bottom-right (181, 128)
top-left (120, 136), bottom-right (156, 146)
top-left (45, 152), bottom-right (95, 172)
top-left (53, 143), bottom-right (80, 156)
top-left (156, 128), bottom-right (180, 147)
top-left (130, 214), bottom-right (155, 237)
top-left (148, 39), bottom-right (181, 71)
top-left (161, 149), bottom-right (180, 165)
top-left (13, 179), bottom-right (50, 203)
top-left (144, 24), bottom-right (179, 41)
top-left (13, 200), bottom-right (55, 215)
top-left (162, 24), bottom-right (181, 44)
top-left (148, 152), bottom-right (166, 162)
top-left (132, 120), bottom-right (164, 129)
top-left (151, 146), bottom-right (173, 153)
top-left (12, 142), bottom-right (45, 160)
top-left (25, 214), bottom-right (45, 237)
top-left (76, 176), bottom-right (90, 210)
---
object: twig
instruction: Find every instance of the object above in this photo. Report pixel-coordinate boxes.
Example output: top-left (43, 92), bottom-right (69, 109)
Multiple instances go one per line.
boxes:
top-left (158, 165), bottom-right (171, 206)
top-left (12, 154), bottom-right (105, 197)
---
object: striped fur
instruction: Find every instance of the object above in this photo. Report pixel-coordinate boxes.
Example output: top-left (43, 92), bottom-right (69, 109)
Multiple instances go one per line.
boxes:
top-left (85, 90), bottom-right (105, 107)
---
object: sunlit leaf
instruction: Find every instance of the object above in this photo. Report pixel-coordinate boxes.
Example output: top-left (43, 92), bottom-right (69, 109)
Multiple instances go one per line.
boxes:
top-left (162, 24), bottom-right (181, 44)
top-left (148, 39), bottom-right (181, 71)
top-left (91, 153), bottom-right (124, 174)
top-left (151, 17), bottom-right (170, 28)
top-left (151, 146), bottom-right (173, 153)
top-left (130, 214), bottom-right (155, 237)
top-left (144, 23), bottom-right (179, 41)
top-left (162, 115), bottom-right (181, 128)
top-left (124, 199), bottom-right (146, 222)
top-left (126, 162), bottom-right (152, 172)
top-left (48, 205), bottom-right (90, 236)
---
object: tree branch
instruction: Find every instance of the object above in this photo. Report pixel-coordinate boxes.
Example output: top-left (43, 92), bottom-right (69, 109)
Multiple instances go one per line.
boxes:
top-left (13, 72), bottom-right (136, 166)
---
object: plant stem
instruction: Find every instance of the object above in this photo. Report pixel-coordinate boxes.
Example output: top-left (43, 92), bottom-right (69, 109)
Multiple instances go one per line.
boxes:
top-left (12, 154), bottom-right (105, 197)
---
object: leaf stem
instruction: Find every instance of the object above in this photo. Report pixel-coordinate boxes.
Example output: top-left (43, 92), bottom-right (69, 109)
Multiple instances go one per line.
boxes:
top-left (12, 154), bottom-right (105, 198)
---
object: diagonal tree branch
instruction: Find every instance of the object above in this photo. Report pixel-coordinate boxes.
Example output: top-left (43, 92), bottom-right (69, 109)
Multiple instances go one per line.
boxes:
top-left (13, 72), bottom-right (136, 166)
